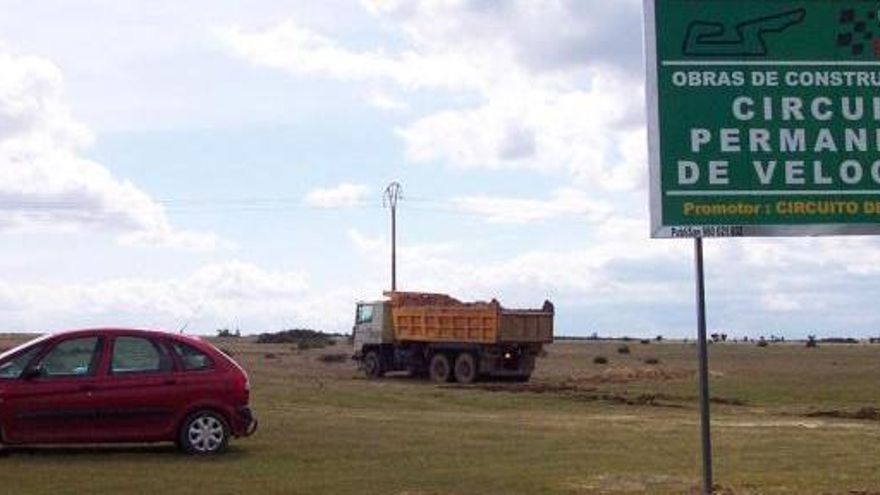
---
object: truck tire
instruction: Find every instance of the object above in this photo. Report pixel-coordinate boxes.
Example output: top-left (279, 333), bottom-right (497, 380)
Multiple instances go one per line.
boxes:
top-left (363, 350), bottom-right (384, 379)
top-left (453, 352), bottom-right (478, 384)
top-left (429, 353), bottom-right (452, 383)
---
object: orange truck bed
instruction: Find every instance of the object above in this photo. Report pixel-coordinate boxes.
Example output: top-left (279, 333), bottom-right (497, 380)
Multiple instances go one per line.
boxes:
top-left (386, 292), bottom-right (554, 345)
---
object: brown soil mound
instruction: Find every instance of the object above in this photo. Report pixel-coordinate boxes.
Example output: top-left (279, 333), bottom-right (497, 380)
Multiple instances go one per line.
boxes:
top-left (589, 365), bottom-right (695, 384)
top-left (805, 407), bottom-right (880, 421)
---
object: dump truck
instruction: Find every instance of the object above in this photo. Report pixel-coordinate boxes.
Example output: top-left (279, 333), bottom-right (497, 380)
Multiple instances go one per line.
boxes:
top-left (352, 292), bottom-right (554, 383)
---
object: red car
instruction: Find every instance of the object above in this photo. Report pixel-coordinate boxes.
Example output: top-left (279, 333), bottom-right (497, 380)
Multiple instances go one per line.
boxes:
top-left (0, 328), bottom-right (256, 454)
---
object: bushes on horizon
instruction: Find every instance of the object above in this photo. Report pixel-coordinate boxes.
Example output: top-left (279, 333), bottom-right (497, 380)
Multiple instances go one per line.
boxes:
top-left (593, 356), bottom-right (608, 365)
top-left (257, 329), bottom-right (337, 350)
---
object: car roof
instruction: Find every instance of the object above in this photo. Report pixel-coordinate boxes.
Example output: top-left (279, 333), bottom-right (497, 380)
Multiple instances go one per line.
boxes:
top-left (44, 328), bottom-right (205, 343)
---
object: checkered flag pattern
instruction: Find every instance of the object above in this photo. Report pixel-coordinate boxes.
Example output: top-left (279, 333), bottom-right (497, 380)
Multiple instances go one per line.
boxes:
top-left (838, 7), bottom-right (880, 57)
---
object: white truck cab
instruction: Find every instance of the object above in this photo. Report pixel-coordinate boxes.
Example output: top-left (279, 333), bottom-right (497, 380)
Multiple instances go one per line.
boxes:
top-left (352, 301), bottom-right (393, 354)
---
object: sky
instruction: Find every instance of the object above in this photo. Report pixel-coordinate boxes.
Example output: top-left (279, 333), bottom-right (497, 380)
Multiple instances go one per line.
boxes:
top-left (0, 0), bottom-right (879, 338)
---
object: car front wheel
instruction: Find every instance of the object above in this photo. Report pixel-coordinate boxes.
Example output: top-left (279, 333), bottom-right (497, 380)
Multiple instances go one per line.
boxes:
top-left (179, 410), bottom-right (230, 455)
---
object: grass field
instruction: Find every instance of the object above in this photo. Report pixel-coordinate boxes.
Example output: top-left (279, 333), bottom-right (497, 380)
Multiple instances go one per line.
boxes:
top-left (1, 335), bottom-right (880, 494)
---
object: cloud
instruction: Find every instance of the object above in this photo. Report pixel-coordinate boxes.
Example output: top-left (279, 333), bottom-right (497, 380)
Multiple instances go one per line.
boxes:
top-left (304, 182), bottom-right (370, 208)
top-left (451, 188), bottom-right (612, 224)
top-left (363, 88), bottom-right (409, 112)
top-left (0, 260), bottom-right (344, 333)
top-left (398, 74), bottom-right (647, 190)
top-left (215, 1), bottom-right (880, 337)
top-left (218, 20), bottom-right (487, 91)
top-left (219, 2), bottom-right (647, 191)
top-left (359, 0), bottom-right (644, 74)
top-left (0, 49), bottom-right (222, 250)
top-left (344, 223), bottom-right (880, 337)
top-left (347, 218), bottom-right (684, 306)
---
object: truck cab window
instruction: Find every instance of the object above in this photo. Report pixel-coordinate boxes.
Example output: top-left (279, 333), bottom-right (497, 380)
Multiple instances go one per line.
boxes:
top-left (356, 305), bottom-right (374, 324)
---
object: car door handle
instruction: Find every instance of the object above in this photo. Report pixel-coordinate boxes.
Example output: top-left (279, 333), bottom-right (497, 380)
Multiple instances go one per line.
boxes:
top-left (163, 378), bottom-right (177, 385)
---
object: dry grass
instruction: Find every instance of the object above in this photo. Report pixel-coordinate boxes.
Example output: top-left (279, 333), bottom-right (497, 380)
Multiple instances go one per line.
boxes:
top-left (1, 335), bottom-right (879, 494)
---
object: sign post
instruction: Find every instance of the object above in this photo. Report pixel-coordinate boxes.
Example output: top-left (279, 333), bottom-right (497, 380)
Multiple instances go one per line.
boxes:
top-left (693, 236), bottom-right (712, 492)
top-left (644, 1), bottom-right (880, 492)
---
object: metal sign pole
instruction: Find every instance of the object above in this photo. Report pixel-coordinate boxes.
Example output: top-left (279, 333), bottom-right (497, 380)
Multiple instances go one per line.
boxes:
top-left (694, 236), bottom-right (713, 494)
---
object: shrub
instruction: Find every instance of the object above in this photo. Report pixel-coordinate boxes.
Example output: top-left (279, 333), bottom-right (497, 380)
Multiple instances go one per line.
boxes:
top-left (819, 337), bottom-right (858, 344)
top-left (640, 339), bottom-right (650, 345)
top-left (806, 335), bottom-right (818, 348)
top-left (593, 356), bottom-right (608, 365)
top-left (644, 357), bottom-right (660, 365)
top-left (617, 345), bottom-right (631, 354)
top-left (318, 353), bottom-right (349, 364)
top-left (264, 353), bottom-right (277, 359)
top-left (296, 341), bottom-right (326, 351)
top-left (757, 340), bottom-right (768, 348)
top-left (258, 329), bottom-right (337, 350)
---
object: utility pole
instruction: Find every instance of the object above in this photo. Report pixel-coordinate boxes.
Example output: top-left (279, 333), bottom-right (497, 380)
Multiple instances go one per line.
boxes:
top-left (383, 181), bottom-right (402, 292)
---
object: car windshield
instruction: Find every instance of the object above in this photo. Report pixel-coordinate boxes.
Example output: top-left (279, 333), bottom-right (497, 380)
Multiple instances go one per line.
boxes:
top-left (0, 333), bottom-right (51, 362)
top-left (0, 346), bottom-right (43, 379)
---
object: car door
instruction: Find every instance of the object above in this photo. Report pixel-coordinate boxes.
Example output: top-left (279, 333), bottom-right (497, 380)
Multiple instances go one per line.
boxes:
top-left (88, 334), bottom-right (182, 441)
top-left (167, 340), bottom-right (226, 413)
top-left (2, 335), bottom-right (104, 444)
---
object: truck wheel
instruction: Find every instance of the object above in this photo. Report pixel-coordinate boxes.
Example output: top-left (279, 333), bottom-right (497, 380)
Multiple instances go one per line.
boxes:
top-left (363, 351), bottom-right (384, 379)
top-left (429, 353), bottom-right (452, 383)
top-left (453, 353), bottom-right (478, 384)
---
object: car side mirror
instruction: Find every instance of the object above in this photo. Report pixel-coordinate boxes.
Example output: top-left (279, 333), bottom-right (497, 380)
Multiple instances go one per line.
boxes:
top-left (21, 365), bottom-right (43, 380)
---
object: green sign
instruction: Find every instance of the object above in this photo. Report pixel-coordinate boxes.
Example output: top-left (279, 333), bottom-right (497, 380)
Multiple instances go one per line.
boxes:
top-left (646, 0), bottom-right (880, 237)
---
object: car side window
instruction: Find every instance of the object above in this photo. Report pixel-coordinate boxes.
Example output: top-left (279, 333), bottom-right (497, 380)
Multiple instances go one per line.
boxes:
top-left (37, 337), bottom-right (101, 378)
top-left (171, 342), bottom-right (213, 371)
top-left (0, 346), bottom-right (42, 379)
top-left (111, 336), bottom-right (171, 374)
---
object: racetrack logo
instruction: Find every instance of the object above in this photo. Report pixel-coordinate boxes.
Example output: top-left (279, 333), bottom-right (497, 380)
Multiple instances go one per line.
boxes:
top-left (837, 7), bottom-right (880, 57)
top-left (683, 8), bottom-right (806, 56)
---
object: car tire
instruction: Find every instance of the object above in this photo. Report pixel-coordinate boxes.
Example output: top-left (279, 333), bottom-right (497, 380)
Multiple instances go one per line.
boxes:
top-left (363, 350), bottom-right (384, 379)
top-left (453, 352), bottom-right (478, 384)
top-left (429, 353), bottom-right (452, 383)
top-left (178, 410), bottom-right (230, 455)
